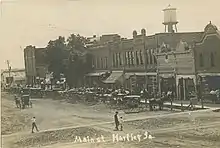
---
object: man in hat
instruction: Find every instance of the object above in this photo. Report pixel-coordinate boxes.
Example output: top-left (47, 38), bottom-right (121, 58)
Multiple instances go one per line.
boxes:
top-left (31, 117), bottom-right (39, 133)
top-left (114, 111), bottom-right (119, 131)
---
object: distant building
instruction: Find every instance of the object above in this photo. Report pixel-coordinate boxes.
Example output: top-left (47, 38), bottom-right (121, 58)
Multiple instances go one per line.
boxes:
top-left (24, 46), bottom-right (48, 85)
top-left (1, 68), bottom-right (26, 85)
top-left (87, 27), bottom-right (204, 91)
top-left (194, 22), bottom-right (220, 91)
top-left (85, 34), bottom-right (121, 87)
top-left (156, 22), bottom-right (220, 100)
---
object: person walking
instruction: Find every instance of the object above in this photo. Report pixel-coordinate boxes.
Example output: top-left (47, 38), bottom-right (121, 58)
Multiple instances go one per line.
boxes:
top-left (31, 117), bottom-right (39, 133)
top-left (114, 112), bottom-right (119, 131)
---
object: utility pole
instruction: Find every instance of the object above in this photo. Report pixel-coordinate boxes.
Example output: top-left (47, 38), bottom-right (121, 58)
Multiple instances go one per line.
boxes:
top-left (6, 60), bottom-right (11, 77)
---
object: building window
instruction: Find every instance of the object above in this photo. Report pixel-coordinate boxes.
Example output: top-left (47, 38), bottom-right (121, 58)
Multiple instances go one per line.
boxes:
top-left (136, 51), bottom-right (139, 65)
top-left (145, 52), bottom-right (149, 64)
top-left (100, 58), bottom-right (103, 68)
top-left (112, 54), bottom-right (115, 67)
top-left (199, 53), bottom-right (204, 67)
top-left (140, 50), bottom-right (143, 65)
top-left (125, 52), bottom-right (128, 65)
top-left (154, 55), bottom-right (157, 64)
top-left (131, 51), bottom-right (134, 66)
top-left (128, 52), bottom-right (131, 66)
top-left (127, 52), bottom-right (129, 65)
top-left (115, 53), bottom-right (119, 67)
top-left (211, 52), bottom-right (215, 67)
top-left (105, 57), bottom-right (108, 68)
top-left (117, 53), bottom-right (120, 66)
top-left (149, 50), bottom-right (153, 64)
top-left (121, 53), bottom-right (124, 66)
top-left (97, 57), bottom-right (100, 68)
top-left (92, 57), bottom-right (95, 68)
top-left (118, 53), bottom-right (122, 66)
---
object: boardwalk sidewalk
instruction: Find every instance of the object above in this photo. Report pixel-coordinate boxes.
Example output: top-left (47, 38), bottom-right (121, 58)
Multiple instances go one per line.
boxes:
top-left (164, 100), bottom-right (220, 109)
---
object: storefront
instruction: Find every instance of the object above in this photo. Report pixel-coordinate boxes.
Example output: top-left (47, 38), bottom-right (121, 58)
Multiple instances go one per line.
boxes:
top-left (197, 73), bottom-right (220, 103)
top-left (158, 73), bottom-right (176, 96)
top-left (124, 72), bottom-right (157, 94)
top-left (176, 75), bottom-right (196, 101)
top-left (85, 71), bottom-right (110, 87)
top-left (102, 71), bottom-right (124, 89)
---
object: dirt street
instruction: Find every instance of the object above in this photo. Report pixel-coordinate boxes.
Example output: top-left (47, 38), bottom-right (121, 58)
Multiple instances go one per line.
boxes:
top-left (2, 92), bottom-right (220, 148)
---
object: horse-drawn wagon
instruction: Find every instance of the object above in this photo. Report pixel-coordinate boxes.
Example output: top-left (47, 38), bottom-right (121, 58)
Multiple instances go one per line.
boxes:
top-left (122, 95), bottom-right (145, 113)
top-left (21, 94), bottom-right (32, 109)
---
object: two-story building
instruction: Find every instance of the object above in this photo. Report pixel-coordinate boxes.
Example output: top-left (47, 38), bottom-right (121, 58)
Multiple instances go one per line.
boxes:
top-left (24, 46), bottom-right (48, 85)
top-left (102, 29), bottom-right (157, 92)
top-left (194, 22), bottom-right (220, 92)
top-left (1, 68), bottom-right (26, 85)
top-left (85, 34), bottom-right (120, 87)
top-left (156, 22), bottom-right (220, 100)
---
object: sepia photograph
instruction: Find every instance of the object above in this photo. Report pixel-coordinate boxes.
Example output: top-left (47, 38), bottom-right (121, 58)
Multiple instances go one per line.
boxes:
top-left (1, 0), bottom-right (220, 147)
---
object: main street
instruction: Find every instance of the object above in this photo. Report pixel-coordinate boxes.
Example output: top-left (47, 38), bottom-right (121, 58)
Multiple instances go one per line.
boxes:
top-left (2, 92), bottom-right (220, 148)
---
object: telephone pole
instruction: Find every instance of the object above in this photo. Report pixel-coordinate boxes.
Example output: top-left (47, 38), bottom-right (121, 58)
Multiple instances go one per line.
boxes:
top-left (6, 60), bottom-right (11, 77)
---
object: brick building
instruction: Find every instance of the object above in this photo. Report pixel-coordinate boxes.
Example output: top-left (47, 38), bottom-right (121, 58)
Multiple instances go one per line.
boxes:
top-left (24, 46), bottom-right (48, 85)
top-left (156, 22), bottom-right (220, 100)
top-left (194, 22), bottom-right (220, 93)
top-left (86, 27), bottom-right (206, 92)
top-left (85, 34), bottom-right (120, 87)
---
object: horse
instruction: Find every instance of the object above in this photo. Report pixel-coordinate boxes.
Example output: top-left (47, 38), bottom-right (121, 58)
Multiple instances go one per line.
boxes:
top-left (15, 98), bottom-right (21, 109)
top-left (149, 97), bottom-right (165, 111)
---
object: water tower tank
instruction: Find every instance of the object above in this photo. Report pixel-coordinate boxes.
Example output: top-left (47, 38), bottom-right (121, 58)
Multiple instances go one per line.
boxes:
top-left (162, 5), bottom-right (178, 33)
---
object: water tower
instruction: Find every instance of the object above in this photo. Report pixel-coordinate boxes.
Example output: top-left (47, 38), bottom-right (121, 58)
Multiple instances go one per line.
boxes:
top-left (162, 4), bottom-right (178, 33)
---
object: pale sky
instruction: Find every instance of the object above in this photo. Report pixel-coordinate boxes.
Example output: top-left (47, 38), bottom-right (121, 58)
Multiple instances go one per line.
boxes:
top-left (0, 0), bottom-right (219, 70)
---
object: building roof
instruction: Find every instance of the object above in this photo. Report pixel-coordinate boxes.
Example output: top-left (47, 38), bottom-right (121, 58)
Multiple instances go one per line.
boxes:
top-left (146, 32), bottom-right (204, 49)
top-left (1, 68), bottom-right (25, 74)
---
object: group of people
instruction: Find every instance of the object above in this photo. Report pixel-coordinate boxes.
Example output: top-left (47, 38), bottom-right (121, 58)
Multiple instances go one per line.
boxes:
top-left (14, 95), bottom-right (38, 133)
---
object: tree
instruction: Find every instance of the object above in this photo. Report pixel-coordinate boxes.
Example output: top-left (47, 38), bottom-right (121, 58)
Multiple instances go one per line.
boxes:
top-left (46, 36), bottom-right (67, 80)
top-left (46, 34), bottom-right (92, 88)
top-left (64, 34), bottom-right (92, 88)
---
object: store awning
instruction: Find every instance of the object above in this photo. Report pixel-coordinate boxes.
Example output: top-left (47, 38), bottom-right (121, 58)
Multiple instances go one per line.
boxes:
top-left (103, 71), bottom-right (123, 84)
top-left (176, 75), bottom-right (196, 86)
top-left (14, 76), bottom-right (25, 81)
top-left (125, 72), bottom-right (157, 79)
top-left (85, 71), bottom-right (108, 77)
top-left (159, 73), bottom-right (174, 78)
top-left (198, 73), bottom-right (220, 77)
top-left (176, 75), bottom-right (196, 79)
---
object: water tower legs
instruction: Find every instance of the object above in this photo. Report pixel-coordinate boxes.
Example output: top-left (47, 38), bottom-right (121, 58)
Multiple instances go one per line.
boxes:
top-left (175, 24), bottom-right (178, 32)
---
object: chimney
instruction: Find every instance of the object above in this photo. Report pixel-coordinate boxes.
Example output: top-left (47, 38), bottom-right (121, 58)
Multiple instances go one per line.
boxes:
top-left (133, 30), bottom-right (137, 38)
top-left (141, 28), bottom-right (146, 36)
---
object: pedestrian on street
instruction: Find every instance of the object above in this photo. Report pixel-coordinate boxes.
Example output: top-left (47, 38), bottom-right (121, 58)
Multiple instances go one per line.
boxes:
top-left (31, 117), bottom-right (39, 133)
top-left (119, 116), bottom-right (124, 131)
top-left (114, 111), bottom-right (119, 131)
